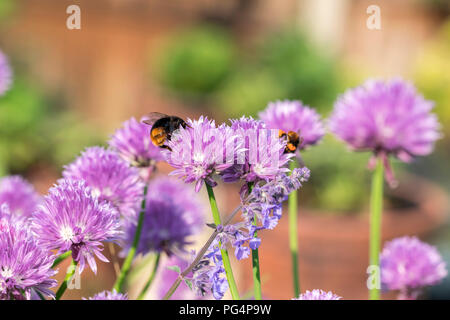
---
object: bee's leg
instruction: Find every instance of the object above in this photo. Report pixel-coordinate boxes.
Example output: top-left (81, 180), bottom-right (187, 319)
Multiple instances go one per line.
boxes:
top-left (159, 145), bottom-right (173, 152)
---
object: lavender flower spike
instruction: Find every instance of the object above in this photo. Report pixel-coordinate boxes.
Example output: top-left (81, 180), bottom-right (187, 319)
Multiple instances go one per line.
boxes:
top-left (380, 236), bottom-right (447, 299)
top-left (0, 205), bottom-right (57, 300)
top-left (63, 146), bottom-right (144, 220)
top-left (31, 179), bottom-right (121, 274)
top-left (259, 100), bottom-right (325, 150)
top-left (0, 50), bottom-right (12, 96)
top-left (109, 117), bottom-right (164, 168)
top-left (0, 175), bottom-right (41, 223)
top-left (84, 289), bottom-right (128, 300)
top-left (293, 289), bottom-right (342, 300)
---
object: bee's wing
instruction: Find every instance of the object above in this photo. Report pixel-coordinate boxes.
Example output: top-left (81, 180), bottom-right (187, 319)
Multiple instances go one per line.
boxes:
top-left (141, 112), bottom-right (169, 126)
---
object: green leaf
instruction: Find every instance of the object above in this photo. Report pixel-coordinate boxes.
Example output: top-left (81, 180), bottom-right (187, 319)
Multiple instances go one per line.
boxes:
top-left (166, 265), bottom-right (181, 274)
top-left (184, 279), bottom-right (193, 290)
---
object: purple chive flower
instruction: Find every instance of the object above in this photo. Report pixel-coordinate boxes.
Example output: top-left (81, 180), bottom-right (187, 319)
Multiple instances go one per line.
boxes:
top-left (31, 180), bottom-right (121, 274)
top-left (380, 236), bottom-right (447, 299)
top-left (221, 116), bottom-right (293, 184)
top-left (62, 146), bottom-right (144, 220)
top-left (259, 100), bottom-right (325, 150)
top-left (293, 289), bottom-right (342, 300)
top-left (164, 116), bottom-right (245, 192)
top-left (122, 177), bottom-right (205, 256)
top-left (84, 289), bottom-right (128, 300)
top-left (108, 117), bottom-right (164, 168)
top-left (219, 167), bottom-right (310, 261)
top-left (329, 78), bottom-right (441, 185)
top-left (0, 206), bottom-right (57, 300)
top-left (0, 50), bottom-right (12, 96)
top-left (0, 176), bottom-right (41, 223)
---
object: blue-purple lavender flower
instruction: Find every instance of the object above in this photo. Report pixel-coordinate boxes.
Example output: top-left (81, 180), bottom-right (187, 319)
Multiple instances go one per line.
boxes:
top-left (164, 116), bottom-right (245, 192)
top-left (259, 100), bottom-right (325, 150)
top-left (0, 50), bottom-right (12, 96)
top-left (0, 207), bottom-right (57, 300)
top-left (31, 179), bottom-right (121, 274)
top-left (0, 175), bottom-right (41, 223)
top-left (221, 116), bottom-right (292, 184)
top-left (380, 236), bottom-right (447, 299)
top-left (293, 289), bottom-right (342, 300)
top-left (84, 289), bottom-right (128, 300)
top-left (109, 117), bottom-right (164, 168)
top-left (122, 177), bottom-right (205, 256)
top-left (219, 167), bottom-right (310, 261)
top-left (190, 241), bottom-right (228, 300)
top-left (329, 78), bottom-right (441, 162)
top-left (62, 146), bottom-right (144, 220)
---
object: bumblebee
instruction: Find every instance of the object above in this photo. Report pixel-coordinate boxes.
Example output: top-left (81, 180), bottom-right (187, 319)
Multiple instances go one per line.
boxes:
top-left (142, 112), bottom-right (188, 151)
top-left (279, 130), bottom-right (302, 153)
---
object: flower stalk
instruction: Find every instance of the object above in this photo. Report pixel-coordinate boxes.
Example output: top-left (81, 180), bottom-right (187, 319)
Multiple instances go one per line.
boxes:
top-left (162, 205), bottom-right (242, 300)
top-left (206, 184), bottom-right (240, 300)
top-left (55, 259), bottom-right (77, 300)
top-left (248, 182), bottom-right (262, 300)
top-left (288, 160), bottom-right (300, 297)
top-left (369, 157), bottom-right (384, 300)
top-left (137, 253), bottom-right (161, 300)
top-left (113, 184), bottom-right (148, 292)
top-left (51, 251), bottom-right (72, 269)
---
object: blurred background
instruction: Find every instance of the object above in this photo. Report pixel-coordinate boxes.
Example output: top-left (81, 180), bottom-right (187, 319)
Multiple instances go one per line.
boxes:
top-left (1, 0), bottom-right (450, 299)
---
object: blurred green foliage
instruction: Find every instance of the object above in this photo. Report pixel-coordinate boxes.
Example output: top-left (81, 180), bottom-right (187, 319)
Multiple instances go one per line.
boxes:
top-left (0, 0), bottom-right (15, 20)
top-left (301, 136), bottom-right (372, 213)
top-left (154, 24), bottom-right (407, 214)
top-left (0, 75), bottom-right (103, 176)
top-left (157, 26), bottom-right (339, 117)
top-left (157, 25), bottom-right (235, 99)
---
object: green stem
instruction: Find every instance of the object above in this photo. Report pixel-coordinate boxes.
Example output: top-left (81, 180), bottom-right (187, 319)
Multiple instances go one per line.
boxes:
top-left (206, 184), bottom-right (240, 300)
top-left (369, 158), bottom-right (384, 300)
top-left (137, 253), bottom-right (161, 300)
top-left (51, 251), bottom-right (72, 269)
top-left (55, 259), bottom-right (77, 300)
top-left (248, 182), bottom-right (262, 300)
top-left (288, 160), bottom-right (300, 297)
top-left (113, 184), bottom-right (148, 292)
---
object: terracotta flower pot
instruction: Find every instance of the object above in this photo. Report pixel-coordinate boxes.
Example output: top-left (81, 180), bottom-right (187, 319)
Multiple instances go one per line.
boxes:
top-left (239, 174), bottom-right (449, 300)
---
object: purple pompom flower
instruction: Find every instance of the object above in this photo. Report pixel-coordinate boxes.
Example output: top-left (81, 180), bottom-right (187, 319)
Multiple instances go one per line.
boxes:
top-left (259, 100), bottom-right (325, 150)
top-left (0, 207), bottom-right (57, 300)
top-left (329, 78), bottom-right (441, 186)
top-left (293, 289), bottom-right (342, 300)
top-left (0, 176), bottom-right (41, 223)
top-left (84, 289), bottom-right (128, 300)
top-left (221, 116), bottom-right (293, 184)
top-left (380, 236), bottom-right (447, 299)
top-left (0, 50), bottom-right (12, 96)
top-left (31, 179), bottom-right (121, 274)
top-left (62, 147), bottom-right (144, 220)
top-left (164, 116), bottom-right (245, 192)
top-left (108, 117), bottom-right (164, 170)
top-left (122, 177), bottom-right (205, 256)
